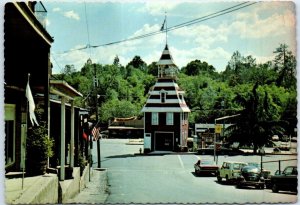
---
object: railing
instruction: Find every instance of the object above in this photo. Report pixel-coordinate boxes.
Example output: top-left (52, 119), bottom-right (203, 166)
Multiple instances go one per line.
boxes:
top-left (262, 158), bottom-right (297, 173)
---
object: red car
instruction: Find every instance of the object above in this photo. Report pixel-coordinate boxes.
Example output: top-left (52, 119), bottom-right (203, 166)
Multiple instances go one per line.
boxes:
top-left (194, 160), bottom-right (219, 176)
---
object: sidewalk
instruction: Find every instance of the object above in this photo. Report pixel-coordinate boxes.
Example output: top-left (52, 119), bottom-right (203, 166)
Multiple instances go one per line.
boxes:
top-left (66, 168), bottom-right (109, 204)
top-left (126, 138), bottom-right (144, 145)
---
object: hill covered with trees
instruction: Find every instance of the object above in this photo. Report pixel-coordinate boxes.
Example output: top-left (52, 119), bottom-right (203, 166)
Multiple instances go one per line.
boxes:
top-left (53, 43), bottom-right (297, 150)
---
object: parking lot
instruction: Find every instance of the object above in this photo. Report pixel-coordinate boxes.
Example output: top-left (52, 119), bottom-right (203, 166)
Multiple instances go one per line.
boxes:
top-left (92, 139), bottom-right (297, 204)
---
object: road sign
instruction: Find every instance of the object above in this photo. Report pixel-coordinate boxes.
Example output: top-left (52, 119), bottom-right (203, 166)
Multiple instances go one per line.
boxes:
top-left (215, 124), bottom-right (222, 134)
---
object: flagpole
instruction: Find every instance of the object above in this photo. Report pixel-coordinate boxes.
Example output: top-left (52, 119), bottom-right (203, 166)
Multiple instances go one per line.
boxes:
top-left (165, 12), bottom-right (168, 45)
top-left (22, 73), bottom-right (30, 189)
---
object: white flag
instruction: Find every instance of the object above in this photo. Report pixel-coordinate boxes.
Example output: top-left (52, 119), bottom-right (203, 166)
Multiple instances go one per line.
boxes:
top-left (26, 81), bottom-right (39, 126)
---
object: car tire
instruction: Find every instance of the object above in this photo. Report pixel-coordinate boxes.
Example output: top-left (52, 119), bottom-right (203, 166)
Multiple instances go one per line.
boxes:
top-left (255, 185), bottom-right (261, 189)
top-left (217, 175), bottom-right (222, 182)
top-left (195, 169), bottom-right (199, 176)
top-left (272, 184), bottom-right (279, 193)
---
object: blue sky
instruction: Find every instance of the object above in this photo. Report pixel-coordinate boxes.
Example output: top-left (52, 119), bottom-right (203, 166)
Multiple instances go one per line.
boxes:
top-left (42, 0), bottom-right (297, 74)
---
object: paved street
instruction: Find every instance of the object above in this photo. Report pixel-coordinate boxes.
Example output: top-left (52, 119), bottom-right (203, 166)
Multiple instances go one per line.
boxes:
top-left (92, 139), bottom-right (297, 204)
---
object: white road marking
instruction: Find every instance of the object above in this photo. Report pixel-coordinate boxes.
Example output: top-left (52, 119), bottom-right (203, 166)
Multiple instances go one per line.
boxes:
top-left (177, 155), bottom-right (184, 169)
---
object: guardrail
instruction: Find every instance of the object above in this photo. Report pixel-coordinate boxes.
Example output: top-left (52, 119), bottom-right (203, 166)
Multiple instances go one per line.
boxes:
top-left (262, 158), bottom-right (297, 173)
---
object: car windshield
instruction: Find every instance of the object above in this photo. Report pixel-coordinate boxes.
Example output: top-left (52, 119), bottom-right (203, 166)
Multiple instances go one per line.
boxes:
top-left (201, 161), bottom-right (216, 165)
top-left (233, 163), bottom-right (246, 170)
top-left (248, 162), bottom-right (261, 169)
top-left (242, 166), bottom-right (259, 173)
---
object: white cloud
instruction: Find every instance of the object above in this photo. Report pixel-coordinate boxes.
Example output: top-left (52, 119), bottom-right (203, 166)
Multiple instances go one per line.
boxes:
top-left (45, 19), bottom-right (51, 27)
top-left (170, 46), bottom-right (231, 71)
top-left (253, 55), bottom-right (274, 65)
top-left (137, 1), bottom-right (180, 16)
top-left (63, 10), bottom-right (80, 21)
top-left (172, 24), bottom-right (228, 48)
top-left (52, 7), bottom-right (61, 12)
top-left (229, 2), bottom-right (296, 39)
top-left (130, 23), bottom-right (165, 47)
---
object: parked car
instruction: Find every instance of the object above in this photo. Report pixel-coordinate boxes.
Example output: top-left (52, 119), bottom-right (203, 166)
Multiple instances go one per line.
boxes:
top-left (291, 137), bottom-right (297, 142)
top-left (236, 165), bottom-right (265, 189)
top-left (194, 159), bottom-right (219, 176)
top-left (281, 135), bottom-right (289, 142)
top-left (272, 135), bottom-right (279, 141)
top-left (279, 142), bottom-right (290, 151)
top-left (271, 166), bottom-right (298, 193)
top-left (217, 161), bottom-right (248, 182)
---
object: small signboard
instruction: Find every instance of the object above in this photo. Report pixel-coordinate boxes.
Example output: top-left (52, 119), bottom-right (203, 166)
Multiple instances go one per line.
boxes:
top-left (215, 124), bottom-right (222, 134)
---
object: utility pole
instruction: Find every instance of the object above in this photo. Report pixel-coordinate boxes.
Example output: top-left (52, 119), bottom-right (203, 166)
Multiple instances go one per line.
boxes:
top-left (93, 62), bottom-right (101, 168)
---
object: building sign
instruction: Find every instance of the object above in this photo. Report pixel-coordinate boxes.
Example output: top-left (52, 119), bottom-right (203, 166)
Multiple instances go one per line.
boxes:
top-left (215, 124), bottom-right (222, 134)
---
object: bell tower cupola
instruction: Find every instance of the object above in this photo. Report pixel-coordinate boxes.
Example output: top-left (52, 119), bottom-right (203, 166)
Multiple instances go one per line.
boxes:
top-left (157, 44), bottom-right (178, 79)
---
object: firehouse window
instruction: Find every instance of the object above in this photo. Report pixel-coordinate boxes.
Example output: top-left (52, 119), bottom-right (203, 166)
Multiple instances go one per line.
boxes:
top-left (166, 112), bottom-right (174, 125)
top-left (5, 121), bottom-right (14, 166)
top-left (161, 92), bottom-right (166, 103)
top-left (152, 112), bottom-right (159, 125)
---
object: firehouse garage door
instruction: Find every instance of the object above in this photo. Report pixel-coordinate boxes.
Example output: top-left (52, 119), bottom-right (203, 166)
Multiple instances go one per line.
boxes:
top-left (155, 132), bottom-right (174, 151)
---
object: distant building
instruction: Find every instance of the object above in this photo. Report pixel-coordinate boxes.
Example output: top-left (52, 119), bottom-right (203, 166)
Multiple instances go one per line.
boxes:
top-left (108, 116), bottom-right (143, 138)
top-left (141, 44), bottom-right (190, 152)
top-left (194, 123), bottom-right (233, 149)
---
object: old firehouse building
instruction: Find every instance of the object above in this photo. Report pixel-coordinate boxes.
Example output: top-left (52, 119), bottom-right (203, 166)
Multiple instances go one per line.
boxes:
top-left (141, 44), bottom-right (190, 152)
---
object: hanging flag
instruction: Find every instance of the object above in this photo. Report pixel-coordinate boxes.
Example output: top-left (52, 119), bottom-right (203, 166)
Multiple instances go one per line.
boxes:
top-left (25, 77), bottom-right (39, 126)
top-left (92, 126), bottom-right (100, 141)
top-left (160, 18), bottom-right (166, 31)
top-left (82, 131), bottom-right (88, 141)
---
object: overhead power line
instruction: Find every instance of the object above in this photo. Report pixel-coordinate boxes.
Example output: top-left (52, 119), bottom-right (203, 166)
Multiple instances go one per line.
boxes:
top-left (55, 1), bottom-right (257, 54)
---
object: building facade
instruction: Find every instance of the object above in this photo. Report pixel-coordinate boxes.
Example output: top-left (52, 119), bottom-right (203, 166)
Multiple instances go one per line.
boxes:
top-left (4, 2), bottom-right (53, 172)
top-left (141, 44), bottom-right (190, 152)
top-left (4, 2), bottom-right (87, 181)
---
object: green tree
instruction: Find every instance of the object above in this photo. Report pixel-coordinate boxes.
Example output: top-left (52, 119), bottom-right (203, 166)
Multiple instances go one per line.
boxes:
top-left (222, 51), bottom-right (257, 85)
top-left (273, 44), bottom-right (296, 89)
top-left (227, 83), bottom-right (286, 153)
top-left (127, 55), bottom-right (147, 71)
top-left (100, 99), bottom-right (139, 123)
top-left (181, 59), bottom-right (216, 76)
top-left (147, 61), bottom-right (158, 76)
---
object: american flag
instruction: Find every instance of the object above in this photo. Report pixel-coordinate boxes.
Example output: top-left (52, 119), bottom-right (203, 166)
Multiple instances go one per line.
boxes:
top-left (92, 126), bottom-right (100, 141)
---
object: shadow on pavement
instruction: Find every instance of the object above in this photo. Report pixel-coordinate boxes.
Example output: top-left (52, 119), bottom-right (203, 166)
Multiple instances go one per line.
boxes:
top-left (215, 180), bottom-right (236, 186)
top-left (191, 172), bottom-right (216, 178)
top-left (104, 153), bottom-right (169, 159)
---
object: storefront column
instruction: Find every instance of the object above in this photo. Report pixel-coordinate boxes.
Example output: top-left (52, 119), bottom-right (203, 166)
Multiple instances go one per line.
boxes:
top-left (70, 100), bottom-right (74, 167)
top-left (60, 96), bottom-right (66, 181)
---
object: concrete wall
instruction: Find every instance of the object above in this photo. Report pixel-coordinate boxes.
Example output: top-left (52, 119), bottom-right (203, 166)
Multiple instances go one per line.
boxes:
top-left (59, 165), bottom-right (91, 203)
top-left (59, 167), bottom-right (80, 203)
top-left (80, 164), bottom-right (91, 191)
top-left (14, 174), bottom-right (58, 204)
top-left (6, 166), bottom-right (91, 204)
